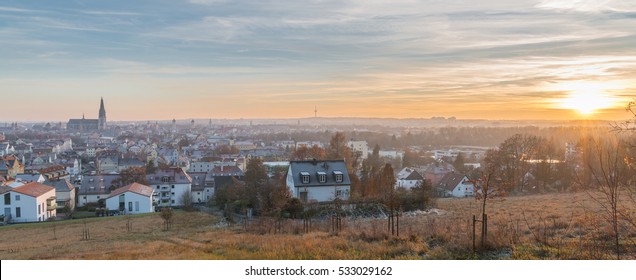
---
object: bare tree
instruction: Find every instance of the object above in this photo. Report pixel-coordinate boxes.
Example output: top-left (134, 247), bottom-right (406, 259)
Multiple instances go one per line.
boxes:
top-left (581, 137), bottom-right (632, 259)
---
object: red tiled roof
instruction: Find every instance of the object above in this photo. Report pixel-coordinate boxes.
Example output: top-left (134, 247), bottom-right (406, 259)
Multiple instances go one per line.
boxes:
top-left (12, 182), bottom-right (55, 197)
top-left (108, 182), bottom-right (154, 198)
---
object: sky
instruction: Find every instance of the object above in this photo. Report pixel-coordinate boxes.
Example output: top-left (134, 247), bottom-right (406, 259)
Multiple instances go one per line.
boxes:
top-left (1, 0), bottom-right (636, 121)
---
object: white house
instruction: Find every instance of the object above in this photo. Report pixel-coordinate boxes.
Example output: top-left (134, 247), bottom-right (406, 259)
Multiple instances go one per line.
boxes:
top-left (1, 182), bottom-right (56, 223)
top-left (395, 167), bottom-right (425, 190)
top-left (147, 168), bottom-right (192, 207)
top-left (286, 160), bottom-right (350, 202)
top-left (105, 183), bottom-right (154, 214)
top-left (436, 173), bottom-right (474, 198)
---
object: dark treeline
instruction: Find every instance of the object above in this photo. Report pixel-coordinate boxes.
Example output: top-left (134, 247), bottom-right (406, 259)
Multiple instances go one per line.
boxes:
top-left (255, 126), bottom-right (611, 149)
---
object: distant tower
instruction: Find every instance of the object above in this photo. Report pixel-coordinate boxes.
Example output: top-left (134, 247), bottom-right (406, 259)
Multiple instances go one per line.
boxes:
top-left (314, 106), bottom-right (318, 118)
top-left (172, 118), bottom-right (176, 132)
top-left (191, 119), bottom-right (195, 130)
top-left (98, 97), bottom-right (107, 130)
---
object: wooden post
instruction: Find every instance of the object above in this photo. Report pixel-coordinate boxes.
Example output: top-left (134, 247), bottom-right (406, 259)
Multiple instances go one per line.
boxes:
top-left (396, 211), bottom-right (400, 237)
top-left (472, 215), bottom-right (476, 254)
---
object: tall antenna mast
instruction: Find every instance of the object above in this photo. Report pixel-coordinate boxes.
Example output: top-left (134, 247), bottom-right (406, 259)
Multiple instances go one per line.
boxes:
top-left (314, 105), bottom-right (317, 118)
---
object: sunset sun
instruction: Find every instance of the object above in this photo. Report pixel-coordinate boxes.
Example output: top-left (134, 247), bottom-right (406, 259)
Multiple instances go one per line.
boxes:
top-left (559, 91), bottom-right (614, 115)
top-left (552, 81), bottom-right (623, 116)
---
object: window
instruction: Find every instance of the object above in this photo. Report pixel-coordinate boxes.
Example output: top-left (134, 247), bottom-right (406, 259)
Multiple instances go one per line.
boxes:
top-left (317, 172), bottom-right (327, 183)
top-left (128, 202), bottom-right (133, 212)
top-left (300, 191), bottom-right (308, 202)
top-left (38, 204), bottom-right (41, 214)
top-left (3, 193), bottom-right (9, 205)
top-left (15, 195), bottom-right (20, 201)
top-left (135, 201), bottom-right (139, 212)
top-left (333, 171), bottom-right (343, 183)
top-left (171, 185), bottom-right (175, 189)
top-left (300, 172), bottom-right (310, 184)
top-left (16, 207), bottom-right (21, 218)
top-left (171, 200), bottom-right (175, 204)
top-left (156, 186), bottom-right (160, 189)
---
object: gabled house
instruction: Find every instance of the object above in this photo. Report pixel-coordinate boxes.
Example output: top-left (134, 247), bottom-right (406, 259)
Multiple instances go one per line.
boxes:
top-left (76, 175), bottom-right (119, 207)
top-left (189, 172), bottom-right (213, 204)
top-left (286, 160), bottom-right (351, 202)
top-left (436, 173), bottom-right (474, 198)
top-left (15, 174), bottom-right (47, 184)
top-left (105, 183), bottom-right (154, 214)
top-left (1, 182), bottom-right (56, 223)
top-left (43, 178), bottom-right (76, 210)
top-left (0, 156), bottom-right (25, 179)
top-left (395, 167), bottom-right (425, 190)
top-left (147, 168), bottom-right (192, 207)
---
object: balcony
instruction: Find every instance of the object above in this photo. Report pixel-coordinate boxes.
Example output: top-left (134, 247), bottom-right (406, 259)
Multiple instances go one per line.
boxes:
top-left (47, 204), bottom-right (57, 211)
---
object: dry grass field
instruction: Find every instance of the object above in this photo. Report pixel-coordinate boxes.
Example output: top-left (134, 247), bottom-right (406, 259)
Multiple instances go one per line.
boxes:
top-left (1, 191), bottom-right (635, 260)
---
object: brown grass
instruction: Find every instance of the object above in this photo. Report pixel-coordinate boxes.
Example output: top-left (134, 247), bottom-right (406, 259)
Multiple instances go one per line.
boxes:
top-left (1, 192), bottom-right (635, 259)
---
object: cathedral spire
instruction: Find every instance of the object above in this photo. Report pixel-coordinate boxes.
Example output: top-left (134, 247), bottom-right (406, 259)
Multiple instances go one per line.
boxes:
top-left (98, 97), bottom-right (107, 130)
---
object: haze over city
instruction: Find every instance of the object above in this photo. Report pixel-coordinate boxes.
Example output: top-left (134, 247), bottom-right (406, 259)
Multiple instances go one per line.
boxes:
top-left (2, 0), bottom-right (636, 121)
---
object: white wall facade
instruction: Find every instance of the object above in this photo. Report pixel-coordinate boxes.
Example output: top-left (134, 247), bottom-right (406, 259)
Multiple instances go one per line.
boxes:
top-left (77, 193), bottom-right (107, 207)
top-left (395, 179), bottom-right (421, 190)
top-left (452, 181), bottom-right (475, 197)
top-left (2, 189), bottom-right (56, 223)
top-left (153, 183), bottom-right (191, 207)
top-left (105, 192), bottom-right (153, 214)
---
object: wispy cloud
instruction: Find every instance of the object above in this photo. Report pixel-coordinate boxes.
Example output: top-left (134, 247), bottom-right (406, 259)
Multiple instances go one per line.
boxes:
top-left (1, 0), bottom-right (636, 120)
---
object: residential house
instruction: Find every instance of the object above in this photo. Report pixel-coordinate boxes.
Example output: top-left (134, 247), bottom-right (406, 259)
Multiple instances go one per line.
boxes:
top-left (147, 168), bottom-right (192, 207)
top-left (43, 179), bottom-right (76, 210)
top-left (424, 162), bottom-right (456, 185)
top-left (286, 160), bottom-right (351, 202)
top-left (1, 156), bottom-right (25, 179)
top-left (97, 156), bottom-right (119, 174)
top-left (15, 174), bottom-right (46, 184)
top-left (1, 182), bottom-right (56, 223)
top-left (436, 173), bottom-right (474, 198)
top-left (205, 165), bottom-right (244, 191)
top-left (105, 183), bottom-right (154, 214)
top-left (76, 175), bottom-right (119, 207)
top-left (189, 172), bottom-right (213, 204)
top-left (395, 167), bottom-right (425, 190)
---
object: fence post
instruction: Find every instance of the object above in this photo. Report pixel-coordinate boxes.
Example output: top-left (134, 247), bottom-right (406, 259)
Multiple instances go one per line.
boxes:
top-left (472, 215), bottom-right (476, 254)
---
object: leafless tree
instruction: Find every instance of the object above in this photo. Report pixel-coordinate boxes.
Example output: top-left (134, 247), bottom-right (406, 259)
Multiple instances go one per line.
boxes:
top-left (580, 137), bottom-right (632, 259)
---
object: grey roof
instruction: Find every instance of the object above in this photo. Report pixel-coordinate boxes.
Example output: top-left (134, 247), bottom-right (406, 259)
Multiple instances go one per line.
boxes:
top-left (404, 170), bottom-right (424, 181)
top-left (189, 172), bottom-right (208, 191)
top-left (15, 174), bottom-right (45, 183)
top-left (438, 173), bottom-right (468, 191)
top-left (0, 185), bottom-right (12, 194)
top-left (77, 175), bottom-right (119, 195)
top-left (147, 168), bottom-right (192, 185)
top-left (207, 166), bottom-right (244, 177)
top-left (43, 178), bottom-right (76, 192)
top-left (288, 160), bottom-right (351, 187)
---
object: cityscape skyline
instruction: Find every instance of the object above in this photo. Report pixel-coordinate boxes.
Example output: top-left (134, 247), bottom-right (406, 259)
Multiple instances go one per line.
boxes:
top-left (2, 0), bottom-right (636, 121)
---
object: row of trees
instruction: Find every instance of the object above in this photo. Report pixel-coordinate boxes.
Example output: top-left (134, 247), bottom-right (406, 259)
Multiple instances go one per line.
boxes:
top-left (215, 132), bottom-right (435, 220)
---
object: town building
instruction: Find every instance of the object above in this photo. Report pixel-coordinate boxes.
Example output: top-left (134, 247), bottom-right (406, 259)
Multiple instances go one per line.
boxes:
top-left (67, 98), bottom-right (107, 131)
top-left (286, 160), bottom-right (350, 202)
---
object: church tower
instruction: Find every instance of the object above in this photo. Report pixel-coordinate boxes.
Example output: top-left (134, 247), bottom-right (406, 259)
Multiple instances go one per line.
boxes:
top-left (98, 97), bottom-right (107, 130)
